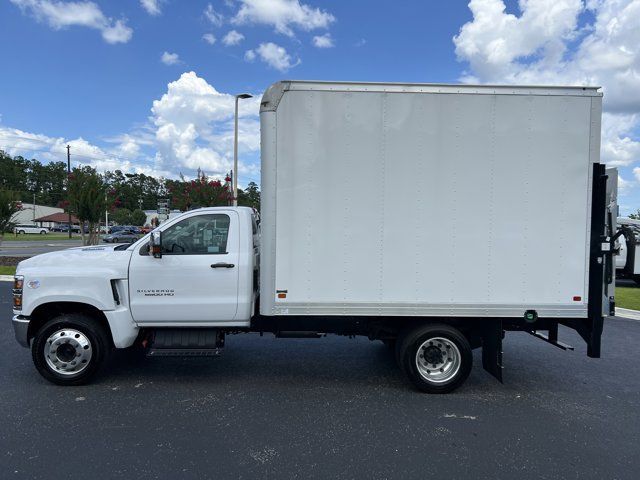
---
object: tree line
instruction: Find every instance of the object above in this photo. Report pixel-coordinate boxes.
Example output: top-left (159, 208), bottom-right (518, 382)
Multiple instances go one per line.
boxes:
top-left (1, 150), bottom-right (260, 211)
top-left (0, 150), bottom-right (260, 244)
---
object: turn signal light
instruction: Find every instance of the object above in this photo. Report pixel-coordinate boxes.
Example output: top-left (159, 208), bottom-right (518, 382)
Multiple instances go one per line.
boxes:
top-left (13, 294), bottom-right (22, 309)
top-left (13, 275), bottom-right (23, 311)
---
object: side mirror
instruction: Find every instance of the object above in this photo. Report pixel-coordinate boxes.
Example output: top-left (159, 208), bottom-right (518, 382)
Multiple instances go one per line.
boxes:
top-left (150, 231), bottom-right (162, 258)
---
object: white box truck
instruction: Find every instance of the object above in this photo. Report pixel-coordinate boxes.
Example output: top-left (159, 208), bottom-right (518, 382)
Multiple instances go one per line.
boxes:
top-left (614, 217), bottom-right (640, 283)
top-left (12, 81), bottom-right (617, 393)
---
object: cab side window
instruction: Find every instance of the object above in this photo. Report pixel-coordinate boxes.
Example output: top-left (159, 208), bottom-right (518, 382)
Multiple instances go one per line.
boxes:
top-left (161, 214), bottom-right (230, 255)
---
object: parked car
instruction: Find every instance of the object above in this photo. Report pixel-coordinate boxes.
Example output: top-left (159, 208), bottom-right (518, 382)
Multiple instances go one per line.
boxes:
top-left (14, 224), bottom-right (48, 235)
top-left (50, 224), bottom-right (81, 233)
top-left (102, 229), bottom-right (140, 243)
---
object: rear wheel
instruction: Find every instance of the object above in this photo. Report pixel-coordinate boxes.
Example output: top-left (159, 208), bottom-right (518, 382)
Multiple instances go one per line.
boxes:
top-left (40, 230), bottom-right (46, 234)
top-left (396, 324), bottom-right (472, 394)
top-left (18, 229), bottom-right (25, 234)
top-left (31, 314), bottom-right (111, 386)
top-left (113, 237), bottom-right (119, 243)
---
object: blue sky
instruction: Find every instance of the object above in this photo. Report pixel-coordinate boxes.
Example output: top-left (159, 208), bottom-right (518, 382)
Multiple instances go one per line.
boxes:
top-left (0, 0), bottom-right (639, 213)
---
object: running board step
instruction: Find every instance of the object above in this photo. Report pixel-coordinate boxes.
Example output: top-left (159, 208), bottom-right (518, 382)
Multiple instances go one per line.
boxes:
top-left (146, 328), bottom-right (224, 357)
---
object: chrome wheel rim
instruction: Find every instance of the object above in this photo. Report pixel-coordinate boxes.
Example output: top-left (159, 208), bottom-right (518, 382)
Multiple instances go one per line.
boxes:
top-left (44, 329), bottom-right (93, 376)
top-left (415, 337), bottom-right (461, 384)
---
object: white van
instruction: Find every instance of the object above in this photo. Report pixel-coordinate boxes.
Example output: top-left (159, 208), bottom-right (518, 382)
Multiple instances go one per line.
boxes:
top-left (14, 224), bottom-right (48, 235)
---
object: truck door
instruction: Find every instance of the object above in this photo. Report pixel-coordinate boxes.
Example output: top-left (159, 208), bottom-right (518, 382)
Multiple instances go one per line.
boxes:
top-left (128, 211), bottom-right (239, 324)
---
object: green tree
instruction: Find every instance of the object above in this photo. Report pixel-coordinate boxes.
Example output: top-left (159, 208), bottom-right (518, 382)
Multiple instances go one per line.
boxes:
top-left (112, 208), bottom-right (132, 225)
top-left (130, 209), bottom-right (147, 226)
top-left (0, 152), bottom-right (29, 199)
top-left (629, 210), bottom-right (640, 220)
top-left (237, 181), bottom-right (260, 211)
top-left (0, 190), bottom-right (21, 243)
top-left (0, 152), bottom-right (67, 208)
top-left (67, 167), bottom-right (108, 245)
top-left (168, 172), bottom-right (232, 210)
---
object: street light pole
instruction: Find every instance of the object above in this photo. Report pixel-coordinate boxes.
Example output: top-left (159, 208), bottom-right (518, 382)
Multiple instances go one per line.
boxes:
top-left (67, 144), bottom-right (72, 239)
top-left (233, 93), bottom-right (253, 207)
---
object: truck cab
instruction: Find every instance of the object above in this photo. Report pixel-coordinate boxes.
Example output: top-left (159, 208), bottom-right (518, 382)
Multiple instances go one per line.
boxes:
top-left (12, 207), bottom-right (259, 384)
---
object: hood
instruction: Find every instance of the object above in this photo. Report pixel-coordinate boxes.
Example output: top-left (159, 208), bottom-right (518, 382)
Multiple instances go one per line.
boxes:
top-left (17, 244), bottom-right (133, 278)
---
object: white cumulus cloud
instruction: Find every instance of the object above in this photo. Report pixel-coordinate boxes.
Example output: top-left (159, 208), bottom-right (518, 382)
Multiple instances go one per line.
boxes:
top-left (140, 0), bottom-right (162, 16)
top-left (601, 113), bottom-right (640, 167)
top-left (232, 0), bottom-right (335, 37)
top-left (313, 33), bottom-right (334, 48)
top-left (150, 71), bottom-right (261, 178)
top-left (0, 73), bottom-right (263, 182)
top-left (247, 42), bottom-right (300, 71)
top-left (0, 126), bottom-right (168, 177)
top-left (222, 30), bottom-right (244, 46)
top-left (161, 51), bottom-right (180, 65)
top-left (202, 33), bottom-right (216, 45)
top-left (9, 0), bottom-right (133, 44)
top-left (204, 3), bottom-right (224, 26)
top-left (453, 0), bottom-right (640, 175)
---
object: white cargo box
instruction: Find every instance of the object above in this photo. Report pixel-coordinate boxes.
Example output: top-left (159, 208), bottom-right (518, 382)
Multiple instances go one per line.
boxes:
top-left (259, 81), bottom-right (603, 319)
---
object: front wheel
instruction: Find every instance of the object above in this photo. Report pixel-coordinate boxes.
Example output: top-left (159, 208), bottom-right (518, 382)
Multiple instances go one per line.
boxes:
top-left (31, 314), bottom-right (111, 386)
top-left (396, 324), bottom-right (472, 394)
top-left (40, 230), bottom-right (46, 234)
top-left (18, 230), bottom-right (25, 234)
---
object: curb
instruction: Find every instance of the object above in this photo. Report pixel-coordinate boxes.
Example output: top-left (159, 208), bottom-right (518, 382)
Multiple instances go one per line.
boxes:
top-left (0, 275), bottom-right (14, 282)
top-left (615, 307), bottom-right (640, 321)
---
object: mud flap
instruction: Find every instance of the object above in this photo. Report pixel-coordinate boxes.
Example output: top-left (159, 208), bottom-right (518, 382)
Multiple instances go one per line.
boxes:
top-left (481, 319), bottom-right (503, 382)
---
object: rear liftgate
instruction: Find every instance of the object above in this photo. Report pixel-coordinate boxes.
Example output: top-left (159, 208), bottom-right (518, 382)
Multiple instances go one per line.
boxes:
top-left (548, 163), bottom-right (611, 358)
top-left (482, 164), bottom-right (614, 382)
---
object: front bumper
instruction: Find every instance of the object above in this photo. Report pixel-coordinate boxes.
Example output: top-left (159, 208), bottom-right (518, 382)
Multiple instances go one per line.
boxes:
top-left (12, 315), bottom-right (30, 348)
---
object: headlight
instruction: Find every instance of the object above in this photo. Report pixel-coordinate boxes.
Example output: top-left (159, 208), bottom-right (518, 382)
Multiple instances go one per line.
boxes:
top-left (13, 275), bottom-right (24, 310)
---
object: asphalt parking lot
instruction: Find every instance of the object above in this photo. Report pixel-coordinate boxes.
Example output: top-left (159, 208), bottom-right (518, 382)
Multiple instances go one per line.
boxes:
top-left (1, 283), bottom-right (639, 480)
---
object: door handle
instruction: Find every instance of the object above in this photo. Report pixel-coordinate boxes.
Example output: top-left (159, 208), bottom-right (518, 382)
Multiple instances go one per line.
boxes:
top-left (211, 262), bottom-right (235, 268)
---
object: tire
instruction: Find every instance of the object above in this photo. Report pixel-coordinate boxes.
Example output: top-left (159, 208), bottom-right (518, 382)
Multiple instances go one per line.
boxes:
top-left (18, 230), bottom-right (25, 234)
top-left (396, 324), bottom-right (472, 394)
top-left (113, 237), bottom-right (119, 243)
top-left (31, 313), bottom-right (111, 386)
top-left (40, 230), bottom-right (46, 235)
top-left (633, 275), bottom-right (640, 286)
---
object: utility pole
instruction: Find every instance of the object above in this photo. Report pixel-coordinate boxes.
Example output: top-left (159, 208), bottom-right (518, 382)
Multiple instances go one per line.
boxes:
top-left (67, 144), bottom-right (72, 239)
top-left (234, 93), bottom-right (253, 206)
